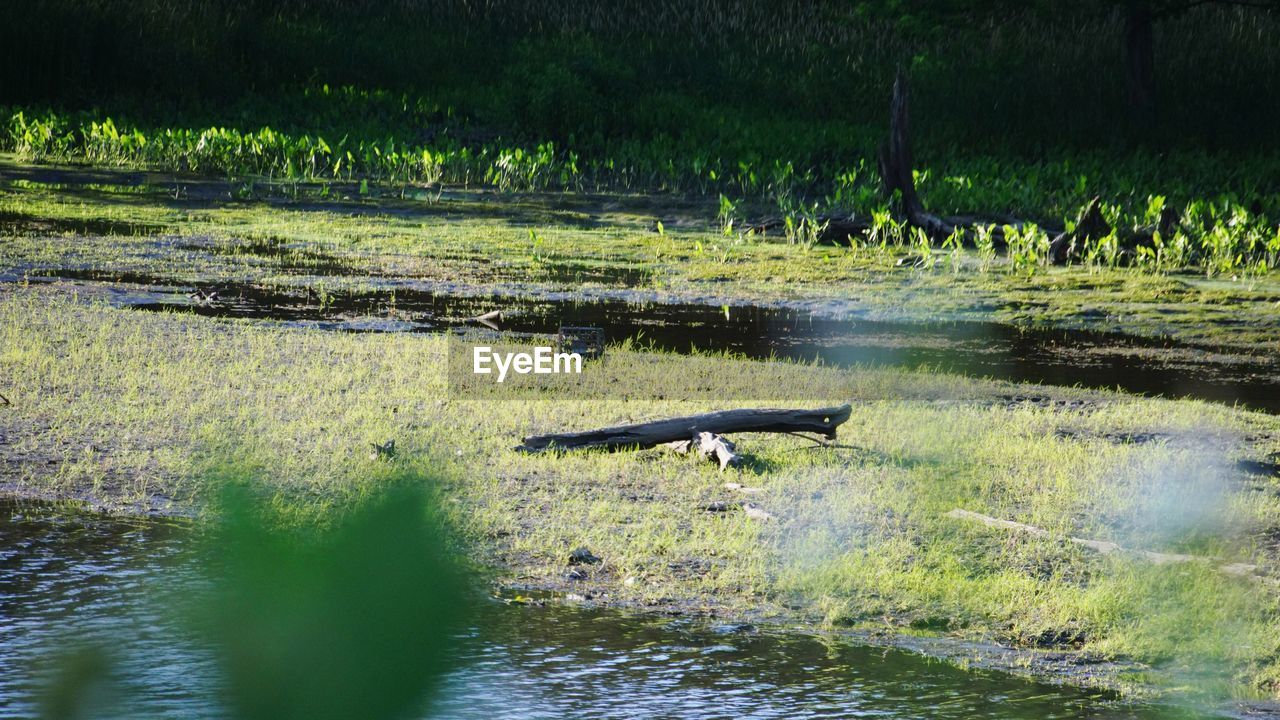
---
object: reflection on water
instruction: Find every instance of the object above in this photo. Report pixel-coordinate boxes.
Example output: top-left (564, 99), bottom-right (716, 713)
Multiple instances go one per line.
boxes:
top-left (0, 502), bottom-right (1227, 719)
top-left (0, 503), bottom-right (216, 719)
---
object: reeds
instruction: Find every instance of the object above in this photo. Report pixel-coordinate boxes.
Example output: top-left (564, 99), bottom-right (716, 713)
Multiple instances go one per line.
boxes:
top-left (3, 1), bottom-right (1277, 274)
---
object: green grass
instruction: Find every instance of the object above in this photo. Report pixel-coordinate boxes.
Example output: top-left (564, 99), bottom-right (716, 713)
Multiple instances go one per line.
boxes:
top-left (7, 106), bottom-right (1280, 277)
top-left (2, 160), bottom-right (1278, 353)
top-left (3, 3), bottom-right (1279, 276)
top-left (8, 0), bottom-right (1280, 703)
top-left (3, 289), bottom-right (1280, 698)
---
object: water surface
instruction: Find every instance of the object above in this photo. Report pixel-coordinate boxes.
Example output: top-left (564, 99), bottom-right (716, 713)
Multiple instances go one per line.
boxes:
top-left (0, 502), bottom-right (1228, 719)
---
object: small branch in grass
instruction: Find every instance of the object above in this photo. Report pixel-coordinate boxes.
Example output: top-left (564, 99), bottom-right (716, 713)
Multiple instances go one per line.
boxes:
top-left (946, 508), bottom-right (1277, 584)
top-left (0, 393), bottom-right (9, 406)
top-left (779, 443), bottom-right (869, 454)
top-left (780, 431), bottom-right (835, 447)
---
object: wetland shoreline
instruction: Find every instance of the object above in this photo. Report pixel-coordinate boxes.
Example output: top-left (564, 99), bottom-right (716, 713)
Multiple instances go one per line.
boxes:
top-left (3, 288), bottom-right (1280, 706)
top-left (3, 157), bottom-right (1280, 709)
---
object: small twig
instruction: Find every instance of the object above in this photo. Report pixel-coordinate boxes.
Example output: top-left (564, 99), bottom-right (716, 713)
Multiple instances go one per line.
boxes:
top-left (781, 431), bottom-right (833, 447)
top-left (0, 393), bottom-right (9, 406)
top-left (946, 508), bottom-right (1278, 585)
top-left (777, 432), bottom-right (868, 454)
top-left (776, 444), bottom-right (868, 456)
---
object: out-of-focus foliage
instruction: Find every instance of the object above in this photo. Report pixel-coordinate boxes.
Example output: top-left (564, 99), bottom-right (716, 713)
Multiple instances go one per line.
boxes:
top-left (193, 477), bottom-right (469, 720)
top-left (37, 472), bottom-right (471, 720)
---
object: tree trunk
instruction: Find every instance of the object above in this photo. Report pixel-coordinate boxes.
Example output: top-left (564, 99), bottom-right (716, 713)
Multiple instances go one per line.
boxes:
top-left (1125, 0), bottom-right (1156, 122)
top-left (877, 69), bottom-right (960, 240)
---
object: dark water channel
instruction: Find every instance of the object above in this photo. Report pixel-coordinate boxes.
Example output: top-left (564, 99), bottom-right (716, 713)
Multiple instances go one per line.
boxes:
top-left (22, 268), bottom-right (1280, 413)
top-left (0, 502), bottom-right (1227, 719)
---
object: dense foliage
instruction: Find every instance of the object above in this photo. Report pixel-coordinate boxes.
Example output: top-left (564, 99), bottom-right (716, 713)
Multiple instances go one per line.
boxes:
top-left (2, 0), bottom-right (1278, 273)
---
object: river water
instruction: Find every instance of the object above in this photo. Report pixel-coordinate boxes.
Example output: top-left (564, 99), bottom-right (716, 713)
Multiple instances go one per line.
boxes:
top-left (0, 501), bottom-right (1228, 719)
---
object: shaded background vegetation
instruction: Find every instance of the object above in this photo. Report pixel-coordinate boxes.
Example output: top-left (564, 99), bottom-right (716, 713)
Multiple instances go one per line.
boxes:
top-left (4, 0), bottom-right (1278, 147)
top-left (2, 0), bottom-right (1278, 235)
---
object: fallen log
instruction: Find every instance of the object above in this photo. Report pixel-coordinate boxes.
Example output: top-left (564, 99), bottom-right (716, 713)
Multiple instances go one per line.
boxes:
top-left (946, 508), bottom-right (1276, 584)
top-left (518, 404), bottom-right (852, 453)
top-left (1048, 197), bottom-right (1108, 265)
top-left (1048, 195), bottom-right (1180, 266)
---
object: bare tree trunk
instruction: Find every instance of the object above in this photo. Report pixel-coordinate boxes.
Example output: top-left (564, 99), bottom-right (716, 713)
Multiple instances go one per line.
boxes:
top-left (877, 69), bottom-right (958, 239)
top-left (1125, 0), bottom-right (1156, 122)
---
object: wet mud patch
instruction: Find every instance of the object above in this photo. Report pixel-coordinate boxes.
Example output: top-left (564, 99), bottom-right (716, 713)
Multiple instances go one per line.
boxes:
top-left (1053, 428), bottom-right (1178, 445)
top-left (525, 259), bottom-right (656, 286)
top-left (0, 413), bottom-right (177, 515)
top-left (1238, 457), bottom-right (1280, 478)
top-left (1, 158), bottom-right (715, 233)
top-left (4, 262), bottom-right (1279, 412)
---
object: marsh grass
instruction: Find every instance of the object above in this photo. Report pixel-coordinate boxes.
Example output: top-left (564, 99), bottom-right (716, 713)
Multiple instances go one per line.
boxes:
top-left (3, 291), bottom-right (1280, 695)
top-left (8, 104), bottom-right (1280, 276)
top-left (3, 3), bottom-right (1279, 276)
top-left (3, 168), bottom-right (1278, 354)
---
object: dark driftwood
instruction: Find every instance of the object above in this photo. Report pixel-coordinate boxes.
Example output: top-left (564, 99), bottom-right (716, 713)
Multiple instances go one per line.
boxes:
top-left (1048, 195), bottom-right (1180, 266)
top-left (1048, 196), bottom-right (1111, 265)
top-left (519, 404), bottom-right (853, 453)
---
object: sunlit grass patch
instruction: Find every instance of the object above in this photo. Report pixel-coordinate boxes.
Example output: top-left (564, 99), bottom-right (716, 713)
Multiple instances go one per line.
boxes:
top-left (3, 290), bottom-right (1279, 696)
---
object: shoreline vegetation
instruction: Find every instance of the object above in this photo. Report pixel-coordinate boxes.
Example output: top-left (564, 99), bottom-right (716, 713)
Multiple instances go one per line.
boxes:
top-left (6, 103), bottom-right (1279, 278)
top-left (2, 157), bottom-right (1278, 360)
top-left (3, 289), bottom-right (1280, 702)
top-left (4, 0), bottom-right (1280, 710)
top-left (3, 3), bottom-right (1279, 278)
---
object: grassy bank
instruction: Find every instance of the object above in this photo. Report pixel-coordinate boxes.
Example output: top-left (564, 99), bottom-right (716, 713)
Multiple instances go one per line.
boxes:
top-left (2, 288), bottom-right (1280, 698)
top-left (3, 159), bottom-right (1278, 355)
